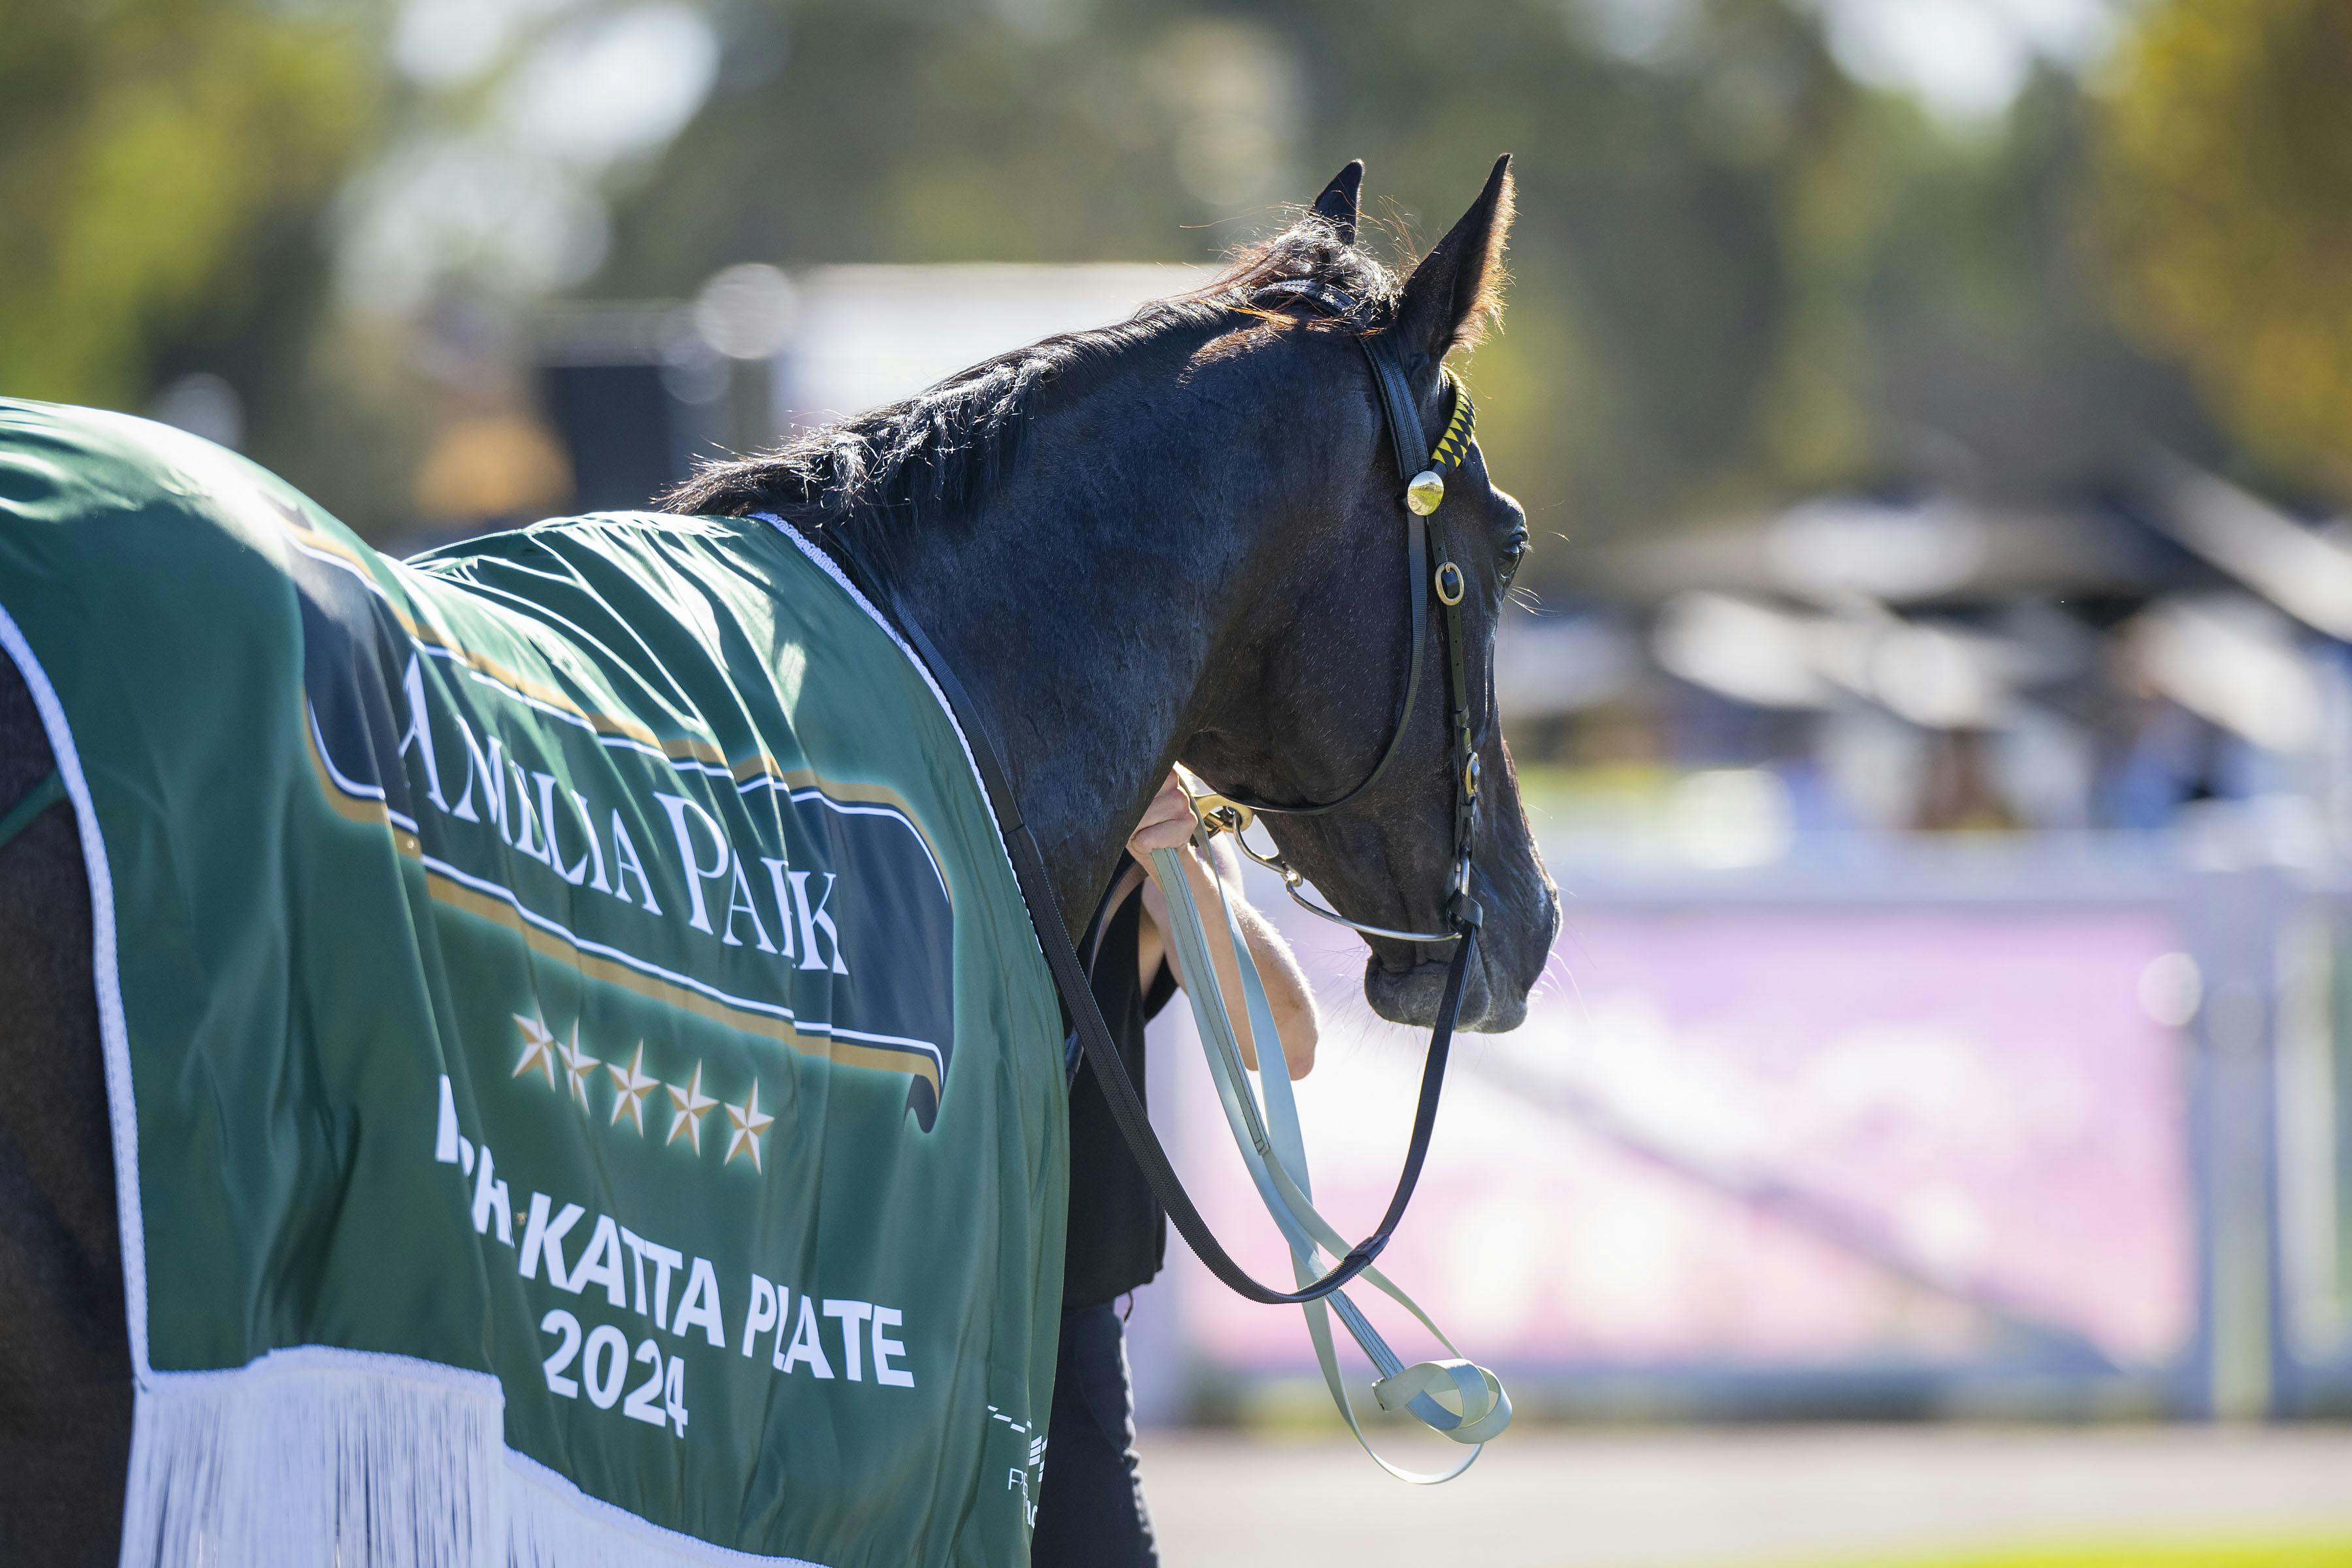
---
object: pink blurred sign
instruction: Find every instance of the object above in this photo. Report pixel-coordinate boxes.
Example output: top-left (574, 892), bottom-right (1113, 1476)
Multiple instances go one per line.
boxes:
top-left (1157, 890), bottom-right (2195, 1373)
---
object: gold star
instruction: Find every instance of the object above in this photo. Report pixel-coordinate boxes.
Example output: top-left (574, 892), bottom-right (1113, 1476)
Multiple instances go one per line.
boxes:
top-left (606, 1043), bottom-right (658, 1134)
top-left (723, 1083), bottom-right (775, 1171)
top-left (512, 1013), bottom-right (557, 1087)
top-left (557, 1024), bottom-right (600, 1110)
top-left (666, 1062), bottom-right (717, 1154)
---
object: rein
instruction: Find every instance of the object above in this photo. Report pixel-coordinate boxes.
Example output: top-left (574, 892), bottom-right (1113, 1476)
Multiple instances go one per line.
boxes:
top-left (1146, 834), bottom-right (1507, 1478)
top-left (816, 278), bottom-right (1489, 1313)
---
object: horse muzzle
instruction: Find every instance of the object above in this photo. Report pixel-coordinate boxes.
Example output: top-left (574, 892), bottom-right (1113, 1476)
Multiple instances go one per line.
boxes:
top-left (1363, 943), bottom-right (1522, 1032)
top-left (1360, 864), bottom-right (1555, 1032)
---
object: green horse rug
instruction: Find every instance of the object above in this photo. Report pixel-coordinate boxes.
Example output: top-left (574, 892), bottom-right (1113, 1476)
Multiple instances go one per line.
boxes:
top-left (0, 400), bottom-right (1068, 1565)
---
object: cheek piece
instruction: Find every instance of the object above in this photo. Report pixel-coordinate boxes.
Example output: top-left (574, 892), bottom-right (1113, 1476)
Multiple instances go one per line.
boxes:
top-left (1186, 276), bottom-right (1485, 949)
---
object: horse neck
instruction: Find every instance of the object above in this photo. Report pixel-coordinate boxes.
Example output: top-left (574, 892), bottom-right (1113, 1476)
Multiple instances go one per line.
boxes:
top-left (864, 393), bottom-right (1282, 930)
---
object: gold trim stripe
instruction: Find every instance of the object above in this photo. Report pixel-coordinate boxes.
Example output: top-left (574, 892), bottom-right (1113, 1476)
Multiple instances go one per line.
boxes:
top-left (1431, 374), bottom-right (1475, 470)
top-left (423, 874), bottom-right (941, 1095)
top-left (308, 717), bottom-right (422, 857)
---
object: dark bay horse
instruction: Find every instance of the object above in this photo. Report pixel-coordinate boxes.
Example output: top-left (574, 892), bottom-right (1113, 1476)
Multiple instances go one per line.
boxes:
top-left (0, 155), bottom-right (1557, 1560)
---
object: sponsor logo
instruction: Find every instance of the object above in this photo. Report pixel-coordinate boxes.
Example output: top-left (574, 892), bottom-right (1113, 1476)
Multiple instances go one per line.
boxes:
top-left (278, 501), bottom-right (961, 1128)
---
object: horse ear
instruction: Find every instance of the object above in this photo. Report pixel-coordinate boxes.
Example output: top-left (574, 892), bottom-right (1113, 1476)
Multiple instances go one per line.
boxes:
top-left (1311, 160), bottom-right (1364, 245)
top-left (1395, 154), bottom-right (1514, 367)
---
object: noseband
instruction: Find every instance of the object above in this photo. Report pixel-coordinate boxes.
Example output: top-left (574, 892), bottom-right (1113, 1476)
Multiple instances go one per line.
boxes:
top-left (837, 278), bottom-right (1491, 1311)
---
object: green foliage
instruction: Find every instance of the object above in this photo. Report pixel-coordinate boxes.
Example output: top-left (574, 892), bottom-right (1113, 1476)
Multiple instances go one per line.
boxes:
top-left (0, 1), bottom-right (377, 408)
top-left (2096, 0), bottom-right (2352, 487)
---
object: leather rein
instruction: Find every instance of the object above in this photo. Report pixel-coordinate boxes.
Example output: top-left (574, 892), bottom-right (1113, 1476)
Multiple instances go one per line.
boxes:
top-left (836, 279), bottom-right (1489, 1308)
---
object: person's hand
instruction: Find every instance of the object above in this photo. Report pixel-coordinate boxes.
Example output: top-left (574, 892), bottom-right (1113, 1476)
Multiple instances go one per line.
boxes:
top-left (1128, 769), bottom-right (1319, 1081)
top-left (1126, 772), bottom-right (1197, 857)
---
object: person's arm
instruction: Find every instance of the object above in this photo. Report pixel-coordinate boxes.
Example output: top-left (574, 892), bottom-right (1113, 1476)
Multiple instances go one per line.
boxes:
top-left (1126, 774), bottom-right (1319, 1079)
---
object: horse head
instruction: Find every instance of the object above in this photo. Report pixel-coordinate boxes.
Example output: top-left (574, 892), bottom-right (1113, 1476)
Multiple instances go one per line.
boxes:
top-left (665, 155), bottom-right (1558, 1036)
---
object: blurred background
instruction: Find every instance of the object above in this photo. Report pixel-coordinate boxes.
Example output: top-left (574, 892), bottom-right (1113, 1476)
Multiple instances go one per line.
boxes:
top-left (12, 0), bottom-right (2352, 1561)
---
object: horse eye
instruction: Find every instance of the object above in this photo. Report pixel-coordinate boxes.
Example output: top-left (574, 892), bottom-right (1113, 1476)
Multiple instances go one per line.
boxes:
top-left (1498, 534), bottom-right (1528, 585)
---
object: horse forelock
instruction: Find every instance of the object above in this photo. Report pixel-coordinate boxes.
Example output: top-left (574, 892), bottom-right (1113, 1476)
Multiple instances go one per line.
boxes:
top-left (657, 212), bottom-right (1400, 535)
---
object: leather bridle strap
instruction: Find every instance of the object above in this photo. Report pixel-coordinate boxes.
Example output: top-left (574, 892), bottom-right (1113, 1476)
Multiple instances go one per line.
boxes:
top-left (1212, 280), bottom-right (1435, 821)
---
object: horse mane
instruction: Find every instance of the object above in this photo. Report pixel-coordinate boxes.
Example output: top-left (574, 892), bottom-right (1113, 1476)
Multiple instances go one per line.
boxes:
top-left (655, 214), bottom-right (1399, 532)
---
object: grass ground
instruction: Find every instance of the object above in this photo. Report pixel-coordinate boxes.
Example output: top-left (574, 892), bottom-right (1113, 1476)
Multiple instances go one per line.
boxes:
top-left (1137, 1428), bottom-right (2352, 1568)
top-left (1820, 1543), bottom-right (2352, 1568)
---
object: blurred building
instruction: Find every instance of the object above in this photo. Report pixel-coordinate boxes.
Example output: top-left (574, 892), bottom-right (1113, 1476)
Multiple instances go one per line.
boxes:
top-left (770, 263), bottom-right (1213, 429)
top-left (521, 262), bottom-right (1214, 522)
top-left (1501, 465), bottom-right (2352, 865)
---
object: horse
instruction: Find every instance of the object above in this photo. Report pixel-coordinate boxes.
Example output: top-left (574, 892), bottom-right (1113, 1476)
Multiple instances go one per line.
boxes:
top-left (0, 154), bottom-right (1558, 1563)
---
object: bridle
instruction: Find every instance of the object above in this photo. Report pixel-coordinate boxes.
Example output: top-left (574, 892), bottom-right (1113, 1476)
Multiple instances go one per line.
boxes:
top-left (830, 278), bottom-right (1494, 1309)
top-left (1188, 277), bottom-right (1488, 951)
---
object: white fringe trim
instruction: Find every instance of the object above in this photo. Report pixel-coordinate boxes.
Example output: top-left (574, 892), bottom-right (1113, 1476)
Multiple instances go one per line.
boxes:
top-left (119, 1348), bottom-right (825, 1567)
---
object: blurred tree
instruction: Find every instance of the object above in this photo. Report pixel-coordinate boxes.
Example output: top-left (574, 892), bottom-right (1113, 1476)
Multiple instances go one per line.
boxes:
top-left (1, 0), bottom-right (2253, 559)
top-left (1807, 65), bottom-right (2216, 503)
top-left (597, 0), bottom-right (2212, 579)
top-left (598, 0), bottom-right (1887, 566)
top-left (0, 1), bottom-right (379, 412)
top-left (2095, 0), bottom-right (2352, 489)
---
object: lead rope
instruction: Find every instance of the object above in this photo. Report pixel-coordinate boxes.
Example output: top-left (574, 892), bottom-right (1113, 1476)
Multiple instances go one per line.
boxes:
top-left (1149, 832), bottom-right (1509, 1480)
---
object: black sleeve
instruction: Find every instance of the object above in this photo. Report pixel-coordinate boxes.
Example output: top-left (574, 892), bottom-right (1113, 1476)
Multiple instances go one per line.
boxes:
top-left (1066, 872), bottom-right (1172, 1307)
top-left (1143, 949), bottom-right (1178, 1021)
top-left (1124, 857), bottom-right (1181, 1021)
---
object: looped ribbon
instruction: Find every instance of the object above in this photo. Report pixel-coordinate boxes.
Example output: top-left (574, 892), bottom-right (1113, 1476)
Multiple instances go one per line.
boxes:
top-left (1146, 815), bottom-right (1511, 1482)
